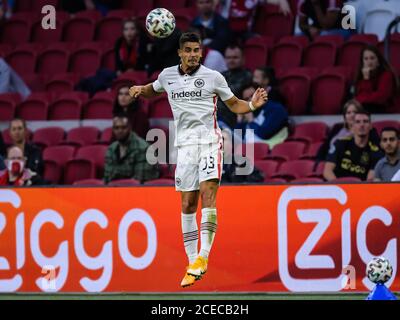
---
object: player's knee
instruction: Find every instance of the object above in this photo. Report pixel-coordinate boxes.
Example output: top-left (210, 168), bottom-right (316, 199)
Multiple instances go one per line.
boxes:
top-left (200, 189), bottom-right (216, 207)
top-left (182, 198), bottom-right (198, 213)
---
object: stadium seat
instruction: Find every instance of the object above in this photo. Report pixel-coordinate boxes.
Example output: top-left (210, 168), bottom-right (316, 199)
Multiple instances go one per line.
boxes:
top-left (0, 93), bottom-right (20, 121)
top-left (43, 145), bottom-right (76, 167)
top-left (82, 97), bottom-right (114, 119)
top-left (120, 0), bottom-right (153, 13)
top-left (64, 159), bottom-right (96, 184)
top-left (331, 177), bottom-right (362, 183)
top-left (62, 17), bottom-right (96, 43)
top-left (101, 48), bottom-right (115, 70)
top-left (174, 13), bottom-right (193, 31)
top-left (73, 179), bottom-right (105, 186)
top-left (30, 20), bottom-right (63, 44)
top-left (149, 97), bottom-right (173, 118)
top-left (75, 9), bottom-right (102, 22)
top-left (270, 43), bottom-right (302, 71)
top-left (378, 39), bottom-right (400, 76)
top-left (108, 179), bottom-right (141, 186)
top-left (107, 9), bottom-right (135, 19)
top-left (291, 122), bottom-right (328, 143)
top-left (271, 159), bottom-right (315, 181)
top-left (278, 66), bottom-right (319, 81)
top-left (36, 49), bottom-right (69, 76)
top-left (75, 145), bottom-right (108, 177)
top-left (266, 141), bottom-right (307, 162)
top-left (303, 42), bottom-right (337, 69)
top-left (246, 143), bottom-right (270, 160)
top-left (159, 164), bottom-right (176, 179)
top-left (349, 33), bottom-right (379, 45)
top-left (321, 66), bottom-right (353, 85)
top-left (47, 42), bottom-right (78, 52)
top-left (93, 91), bottom-right (114, 100)
top-left (31, 0), bottom-right (60, 11)
top-left (337, 41), bottom-right (368, 77)
top-left (254, 5), bottom-right (294, 41)
top-left (99, 127), bottom-right (113, 145)
top-left (300, 142), bottom-right (323, 160)
top-left (314, 34), bottom-right (344, 47)
top-left (16, 96), bottom-right (49, 120)
top-left (5, 49), bottom-right (37, 75)
top-left (244, 42), bottom-right (269, 72)
top-left (59, 91), bottom-right (89, 103)
top-left (311, 73), bottom-right (347, 115)
top-left (0, 44), bottom-right (12, 57)
top-left (68, 48), bottom-right (101, 77)
top-left (279, 35), bottom-right (309, 48)
top-left (143, 178), bottom-right (175, 185)
top-left (112, 71), bottom-right (148, 89)
top-left (32, 127), bottom-right (65, 147)
top-left (154, 0), bottom-right (186, 8)
top-left (0, 18), bottom-right (31, 46)
top-left (372, 120), bottom-right (400, 135)
top-left (279, 74), bottom-right (311, 115)
top-left (95, 16), bottom-right (124, 43)
top-left (43, 160), bottom-right (62, 184)
top-left (45, 78), bottom-right (74, 96)
top-left (48, 97), bottom-right (83, 120)
top-left (292, 177), bottom-right (324, 183)
top-left (254, 159), bottom-right (280, 182)
top-left (21, 73), bottom-right (48, 92)
top-left (65, 127), bottom-right (100, 147)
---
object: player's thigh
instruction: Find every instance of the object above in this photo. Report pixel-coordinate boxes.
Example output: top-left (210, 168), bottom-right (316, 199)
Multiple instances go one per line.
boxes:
top-left (198, 143), bottom-right (223, 185)
top-left (175, 145), bottom-right (200, 192)
top-left (199, 179), bottom-right (219, 208)
top-left (180, 190), bottom-right (200, 213)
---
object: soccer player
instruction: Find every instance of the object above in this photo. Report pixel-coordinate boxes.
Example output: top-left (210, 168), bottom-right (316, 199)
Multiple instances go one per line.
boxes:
top-left (129, 32), bottom-right (268, 288)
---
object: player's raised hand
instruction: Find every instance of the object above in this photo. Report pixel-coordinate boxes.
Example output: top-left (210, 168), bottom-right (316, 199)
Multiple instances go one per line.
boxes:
top-left (129, 86), bottom-right (143, 99)
top-left (251, 87), bottom-right (268, 109)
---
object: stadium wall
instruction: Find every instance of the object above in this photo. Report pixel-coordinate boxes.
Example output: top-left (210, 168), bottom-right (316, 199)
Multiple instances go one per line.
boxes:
top-left (0, 184), bottom-right (398, 293)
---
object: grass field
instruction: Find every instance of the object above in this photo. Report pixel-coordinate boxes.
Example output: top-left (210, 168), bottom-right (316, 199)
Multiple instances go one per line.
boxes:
top-left (1, 292), bottom-right (398, 300)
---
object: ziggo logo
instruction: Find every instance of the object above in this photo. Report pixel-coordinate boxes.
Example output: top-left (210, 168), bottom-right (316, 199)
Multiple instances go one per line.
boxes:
top-left (0, 190), bottom-right (157, 292)
top-left (278, 185), bottom-right (397, 292)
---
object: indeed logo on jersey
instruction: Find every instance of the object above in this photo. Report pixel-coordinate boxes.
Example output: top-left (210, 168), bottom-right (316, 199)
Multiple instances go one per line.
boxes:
top-left (171, 90), bottom-right (202, 100)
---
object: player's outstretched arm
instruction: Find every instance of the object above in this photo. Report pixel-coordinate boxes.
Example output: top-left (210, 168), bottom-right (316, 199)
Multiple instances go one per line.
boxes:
top-left (224, 87), bottom-right (268, 114)
top-left (129, 83), bottom-right (160, 99)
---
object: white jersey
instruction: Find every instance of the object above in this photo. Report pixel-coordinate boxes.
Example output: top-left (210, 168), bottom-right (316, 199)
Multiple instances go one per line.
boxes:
top-left (152, 64), bottom-right (234, 146)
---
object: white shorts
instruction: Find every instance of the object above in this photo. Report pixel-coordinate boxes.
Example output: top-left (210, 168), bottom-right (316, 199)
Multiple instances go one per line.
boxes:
top-left (175, 142), bottom-right (223, 191)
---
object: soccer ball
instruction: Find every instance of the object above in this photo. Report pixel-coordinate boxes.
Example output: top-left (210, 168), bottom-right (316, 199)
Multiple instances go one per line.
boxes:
top-left (366, 257), bottom-right (393, 284)
top-left (145, 8), bottom-right (176, 38)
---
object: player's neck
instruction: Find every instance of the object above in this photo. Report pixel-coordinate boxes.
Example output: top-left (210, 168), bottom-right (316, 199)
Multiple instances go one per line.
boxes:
top-left (180, 63), bottom-right (199, 75)
top-left (354, 135), bottom-right (368, 148)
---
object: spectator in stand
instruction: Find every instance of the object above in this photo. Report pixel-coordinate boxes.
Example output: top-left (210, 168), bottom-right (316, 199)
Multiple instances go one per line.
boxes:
top-left (0, 58), bottom-right (31, 98)
top-left (0, 133), bottom-right (6, 157)
top-left (298, 0), bottom-right (353, 40)
top-left (8, 118), bottom-right (44, 175)
top-left (115, 19), bottom-right (150, 76)
top-left (374, 127), bottom-right (400, 182)
top-left (354, 45), bottom-right (398, 113)
top-left (252, 66), bottom-right (285, 104)
top-left (112, 85), bottom-right (149, 139)
top-left (0, 146), bottom-right (45, 186)
top-left (191, 0), bottom-right (232, 53)
top-left (323, 110), bottom-right (383, 182)
top-left (316, 99), bottom-right (379, 163)
top-left (104, 115), bottom-right (159, 184)
top-left (235, 84), bottom-right (288, 142)
top-left (218, 45), bottom-right (253, 129)
top-left (0, 0), bottom-right (14, 20)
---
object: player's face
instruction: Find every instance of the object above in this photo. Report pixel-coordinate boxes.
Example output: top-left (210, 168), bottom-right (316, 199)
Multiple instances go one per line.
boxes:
top-left (353, 114), bottom-right (371, 137)
top-left (380, 131), bottom-right (399, 156)
top-left (179, 42), bottom-right (202, 69)
top-left (9, 120), bottom-right (26, 144)
top-left (363, 50), bottom-right (379, 70)
top-left (123, 21), bottom-right (137, 42)
top-left (118, 87), bottom-right (133, 107)
top-left (112, 118), bottom-right (131, 142)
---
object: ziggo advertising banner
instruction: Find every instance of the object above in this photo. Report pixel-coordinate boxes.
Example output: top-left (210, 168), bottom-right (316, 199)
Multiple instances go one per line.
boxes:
top-left (0, 184), bottom-right (399, 293)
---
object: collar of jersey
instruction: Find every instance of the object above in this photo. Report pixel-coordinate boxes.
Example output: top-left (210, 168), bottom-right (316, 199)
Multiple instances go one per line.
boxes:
top-left (178, 64), bottom-right (201, 76)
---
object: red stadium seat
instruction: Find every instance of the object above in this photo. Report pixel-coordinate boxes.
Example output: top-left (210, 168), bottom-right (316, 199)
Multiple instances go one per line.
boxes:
top-left (62, 17), bottom-right (96, 43)
top-left (321, 66), bottom-right (353, 85)
top-left (59, 91), bottom-right (89, 103)
top-left (95, 17), bottom-right (124, 43)
top-left (43, 145), bottom-right (76, 167)
top-left (73, 179), bottom-right (105, 186)
top-left (16, 97), bottom-right (49, 120)
top-left (311, 73), bottom-right (347, 115)
top-left (159, 164), bottom-right (176, 179)
top-left (36, 49), bottom-right (69, 76)
top-left (291, 122), bottom-right (328, 143)
top-left (266, 141), bottom-right (307, 162)
top-left (254, 159), bottom-right (280, 181)
top-left (75, 10), bottom-right (102, 22)
top-left (270, 42), bottom-right (302, 71)
top-left (372, 120), bottom-right (400, 135)
top-left (48, 97), bottom-right (83, 120)
top-left (31, 0), bottom-right (60, 11)
top-left (331, 177), bottom-right (362, 183)
top-left (303, 42), bottom-right (337, 69)
top-left (279, 74), bottom-right (310, 115)
top-left (21, 73), bottom-right (48, 92)
top-left (107, 9), bottom-right (135, 19)
top-left (101, 48), bottom-right (115, 70)
top-left (65, 127), bottom-right (100, 147)
top-left (31, 20), bottom-right (63, 44)
top-left (244, 42), bottom-right (269, 72)
top-left (32, 127), bottom-right (65, 147)
top-left (349, 34), bottom-right (379, 45)
top-left (45, 79), bottom-right (74, 95)
top-left (43, 160), bottom-right (62, 184)
top-left (292, 177), bottom-right (324, 183)
top-left (108, 179), bottom-right (141, 186)
top-left (254, 6), bottom-right (294, 41)
top-left (120, 0), bottom-right (153, 13)
top-left (64, 159), bottom-right (96, 184)
top-left (378, 39), bottom-right (400, 75)
top-left (247, 143), bottom-right (270, 160)
top-left (69, 48), bottom-right (101, 77)
top-left (93, 91), bottom-right (114, 100)
top-left (99, 127), bottom-right (113, 144)
top-left (0, 18), bottom-right (31, 46)
top-left (5, 49), bottom-right (37, 75)
top-left (271, 159), bottom-right (315, 181)
top-left (155, 0), bottom-right (186, 8)
top-left (0, 93), bottom-right (20, 121)
top-left (47, 42), bottom-right (78, 52)
top-left (300, 142), bottom-right (323, 160)
top-left (0, 44), bottom-right (12, 57)
top-left (279, 35), bottom-right (309, 48)
top-left (149, 96), bottom-right (173, 118)
top-left (337, 40), bottom-right (368, 77)
top-left (75, 145), bottom-right (108, 177)
top-left (82, 98), bottom-right (114, 119)
top-left (174, 13), bottom-right (192, 31)
top-left (278, 66), bottom-right (319, 81)
top-left (314, 34), bottom-right (344, 47)
top-left (112, 71), bottom-right (148, 89)
top-left (144, 178), bottom-right (175, 185)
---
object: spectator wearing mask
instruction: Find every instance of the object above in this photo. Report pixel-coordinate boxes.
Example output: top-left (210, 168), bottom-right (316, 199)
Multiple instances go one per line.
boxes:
top-left (104, 115), bottom-right (159, 184)
top-left (355, 45), bottom-right (398, 113)
top-left (115, 19), bottom-right (150, 76)
top-left (374, 127), bottom-right (400, 182)
top-left (191, 0), bottom-right (232, 53)
top-left (0, 146), bottom-right (45, 186)
top-left (112, 85), bottom-right (149, 139)
top-left (323, 110), bottom-right (383, 181)
top-left (8, 118), bottom-right (44, 175)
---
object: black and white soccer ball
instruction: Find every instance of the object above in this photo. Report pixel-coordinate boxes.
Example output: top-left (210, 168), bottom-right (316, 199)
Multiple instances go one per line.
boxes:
top-left (145, 8), bottom-right (176, 38)
top-left (366, 257), bottom-right (393, 284)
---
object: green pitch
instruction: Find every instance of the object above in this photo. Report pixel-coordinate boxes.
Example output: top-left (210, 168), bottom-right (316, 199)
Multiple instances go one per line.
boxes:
top-left (1, 292), bottom-right (398, 300)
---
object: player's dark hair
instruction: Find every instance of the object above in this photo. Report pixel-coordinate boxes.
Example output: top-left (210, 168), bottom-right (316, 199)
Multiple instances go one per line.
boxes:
top-left (381, 127), bottom-right (400, 139)
top-left (179, 32), bottom-right (201, 48)
top-left (9, 118), bottom-right (27, 129)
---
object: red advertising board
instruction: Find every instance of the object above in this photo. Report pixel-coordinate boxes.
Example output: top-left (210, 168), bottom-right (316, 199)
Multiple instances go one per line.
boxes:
top-left (0, 184), bottom-right (398, 292)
